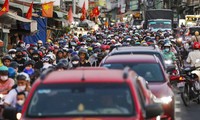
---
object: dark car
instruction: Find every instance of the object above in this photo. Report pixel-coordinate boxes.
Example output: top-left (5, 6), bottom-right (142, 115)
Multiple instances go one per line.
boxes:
top-left (104, 46), bottom-right (166, 69)
top-left (100, 54), bottom-right (175, 120)
top-left (3, 67), bottom-right (162, 120)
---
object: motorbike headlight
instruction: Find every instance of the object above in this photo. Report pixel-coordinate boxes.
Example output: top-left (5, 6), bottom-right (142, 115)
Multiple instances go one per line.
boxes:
top-left (154, 96), bottom-right (172, 104)
top-left (165, 60), bottom-right (172, 65)
top-left (16, 113), bottom-right (22, 120)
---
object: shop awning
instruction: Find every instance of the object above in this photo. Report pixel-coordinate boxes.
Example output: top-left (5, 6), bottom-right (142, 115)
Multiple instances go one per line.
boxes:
top-left (0, 1), bottom-right (34, 14)
top-left (5, 12), bottom-right (32, 23)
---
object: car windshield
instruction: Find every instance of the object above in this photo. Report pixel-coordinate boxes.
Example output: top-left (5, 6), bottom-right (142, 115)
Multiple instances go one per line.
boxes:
top-left (148, 21), bottom-right (171, 29)
top-left (27, 83), bottom-right (135, 117)
top-left (103, 63), bottom-right (164, 82)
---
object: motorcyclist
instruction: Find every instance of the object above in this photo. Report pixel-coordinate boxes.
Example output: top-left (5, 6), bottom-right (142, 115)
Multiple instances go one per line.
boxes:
top-left (37, 40), bottom-right (43, 49)
top-left (32, 50), bottom-right (43, 70)
top-left (0, 65), bottom-right (14, 94)
top-left (13, 49), bottom-right (26, 72)
top-left (2, 55), bottom-right (13, 67)
top-left (78, 48), bottom-right (91, 67)
top-left (186, 42), bottom-right (200, 67)
top-left (162, 43), bottom-right (177, 63)
top-left (191, 31), bottom-right (200, 43)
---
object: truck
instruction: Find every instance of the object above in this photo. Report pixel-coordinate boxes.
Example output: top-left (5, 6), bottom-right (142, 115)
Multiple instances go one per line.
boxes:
top-left (144, 9), bottom-right (173, 32)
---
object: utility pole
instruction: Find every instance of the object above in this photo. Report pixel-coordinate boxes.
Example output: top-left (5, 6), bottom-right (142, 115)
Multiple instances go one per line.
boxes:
top-left (73, 0), bottom-right (76, 14)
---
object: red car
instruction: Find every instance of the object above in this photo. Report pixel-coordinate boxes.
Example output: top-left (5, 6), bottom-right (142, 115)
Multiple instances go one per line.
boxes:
top-left (4, 68), bottom-right (163, 120)
top-left (100, 54), bottom-right (175, 120)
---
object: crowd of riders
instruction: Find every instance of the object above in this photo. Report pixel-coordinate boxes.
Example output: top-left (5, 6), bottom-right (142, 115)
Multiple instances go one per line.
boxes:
top-left (0, 22), bottom-right (200, 116)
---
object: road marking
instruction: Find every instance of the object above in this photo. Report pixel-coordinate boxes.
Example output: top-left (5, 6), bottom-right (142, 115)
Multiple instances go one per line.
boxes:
top-left (175, 107), bottom-right (181, 112)
top-left (176, 117), bottom-right (181, 120)
top-left (175, 100), bottom-right (181, 104)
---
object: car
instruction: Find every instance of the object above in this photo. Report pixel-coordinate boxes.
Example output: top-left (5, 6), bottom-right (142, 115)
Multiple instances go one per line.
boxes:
top-left (5, 68), bottom-right (163, 120)
top-left (104, 46), bottom-right (166, 70)
top-left (100, 54), bottom-right (175, 120)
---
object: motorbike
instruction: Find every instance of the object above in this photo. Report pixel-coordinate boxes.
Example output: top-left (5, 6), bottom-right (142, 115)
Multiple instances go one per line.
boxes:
top-left (178, 67), bottom-right (200, 106)
top-left (165, 59), bottom-right (179, 76)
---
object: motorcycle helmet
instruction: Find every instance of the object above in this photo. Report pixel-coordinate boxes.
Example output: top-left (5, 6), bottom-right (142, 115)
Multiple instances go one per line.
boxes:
top-left (10, 61), bottom-right (19, 69)
top-left (16, 72), bottom-right (30, 81)
top-left (8, 67), bottom-right (16, 79)
top-left (2, 55), bottom-right (12, 62)
top-left (193, 42), bottom-right (200, 49)
top-left (0, 65), bottom-right (8, 75)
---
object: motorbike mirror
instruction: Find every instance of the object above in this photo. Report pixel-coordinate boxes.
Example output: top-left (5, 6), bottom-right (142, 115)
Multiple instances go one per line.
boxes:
top-left (145, 103), bottom-right (163, 119)
top-left (2, 106), bottom-right (18, 120)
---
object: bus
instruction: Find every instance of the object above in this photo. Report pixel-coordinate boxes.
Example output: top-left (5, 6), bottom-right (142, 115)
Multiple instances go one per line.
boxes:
top-left (185, 15), bottom-right (200, 27)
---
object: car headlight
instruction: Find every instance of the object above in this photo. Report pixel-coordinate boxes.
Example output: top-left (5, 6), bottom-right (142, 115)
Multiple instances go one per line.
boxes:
top-left (160, 96), bottom-right (172, 104)
top-left (154, 96), bottom-right (172, 104)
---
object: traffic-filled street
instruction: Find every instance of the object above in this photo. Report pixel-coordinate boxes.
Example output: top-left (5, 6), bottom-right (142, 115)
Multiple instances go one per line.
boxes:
top-left (1, 0), bottom-right (200, 120)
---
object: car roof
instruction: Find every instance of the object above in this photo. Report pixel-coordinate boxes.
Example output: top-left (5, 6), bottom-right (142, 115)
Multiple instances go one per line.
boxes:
top-left (110, 46), bottom-right (161, 55)
top-left (41, 69), bottom-right (137, 84)
top-left (103, 54), bottom-right (160, 64)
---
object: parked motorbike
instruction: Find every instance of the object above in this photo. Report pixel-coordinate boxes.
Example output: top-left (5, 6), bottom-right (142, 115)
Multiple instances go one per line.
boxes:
top-left (178, 67), bottom-right (200, 106)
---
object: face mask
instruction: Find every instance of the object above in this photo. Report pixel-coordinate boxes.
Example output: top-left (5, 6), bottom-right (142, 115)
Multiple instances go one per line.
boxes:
top-left (16, 54), bottom-right (22, 58)
top-left (17, 85), bottom-right (26, 92)
top-left (20, 44), bottom-right (25, 47)
top-left (17, 100), bottom-right (25, 106)
top-left (1, 76), bottom-right (8, 81)
top-left (38, 44), bottom-right (42, 47)
top-left (165, 48), bottom-right (170, 52)
top-left (72, 61), bottom-right (79, 67)
top-left (33, 57), bottom-right (39, 61)
top-left (11, 54), bottom-right (15, 58)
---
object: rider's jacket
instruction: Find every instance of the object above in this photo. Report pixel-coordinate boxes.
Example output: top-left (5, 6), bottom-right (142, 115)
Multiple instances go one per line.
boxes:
top-left (162, 50), bottom-right (176, 61)
top-left (186, 50), bottom-right (200, 67)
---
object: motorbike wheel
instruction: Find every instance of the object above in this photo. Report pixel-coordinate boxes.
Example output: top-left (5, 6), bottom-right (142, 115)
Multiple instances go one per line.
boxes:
top-left (181, 85), bottom-right (190, 106)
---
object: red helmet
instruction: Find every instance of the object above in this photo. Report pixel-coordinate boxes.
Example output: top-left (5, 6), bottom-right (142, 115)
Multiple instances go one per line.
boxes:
top-left (101, 45), bottom-right (107, 51)
top-left (193, 42), bottom-right (200, 49)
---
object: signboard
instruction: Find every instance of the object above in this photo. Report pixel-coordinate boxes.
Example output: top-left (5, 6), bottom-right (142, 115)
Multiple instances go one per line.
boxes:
top-left (106, 0), bottom-right (118, 10)
top-left (99, 0), bottom-right (106, 6)
top-left (130, 0), bottom-right (138, 10)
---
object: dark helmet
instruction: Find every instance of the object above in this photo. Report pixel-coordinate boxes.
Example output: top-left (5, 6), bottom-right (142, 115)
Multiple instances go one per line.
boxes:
top-left (24, 60), bottom-right (35, 67)
top-left (79, 48), bottom-right (87, 53)
top-left (58, 59), bottom-right (69, 69)
top-left (164, 32), bottom-right (170, 38)
top-left (10, 61), bottom-right (19, 69)
top-left (32, 50), bottom-right (39, 55)
top-left (2, 55), bottom-right (12, 62)
top-left (16, 73), bottom-right (27, 81)
top-left (16, 48), bottom-right (23, 54)
top-left (57, 49), bottom-right (64, 54)
top-left (72, 55), bottom-right (80, 61)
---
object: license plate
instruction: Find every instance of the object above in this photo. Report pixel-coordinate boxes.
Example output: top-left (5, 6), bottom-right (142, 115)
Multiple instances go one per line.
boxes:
top-left (177, 82), bottom-right (185, 88)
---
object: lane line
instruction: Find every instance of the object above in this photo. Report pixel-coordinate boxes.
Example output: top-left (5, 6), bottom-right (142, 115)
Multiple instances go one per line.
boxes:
top-left (175, 108), bottom-right (181, 112)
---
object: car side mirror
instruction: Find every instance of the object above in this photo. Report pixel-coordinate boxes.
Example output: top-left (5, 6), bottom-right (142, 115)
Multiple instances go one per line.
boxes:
top-left (2, 106), bottom-right (18, 120)
top-left (145, 103), bottom-right (163, 119)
